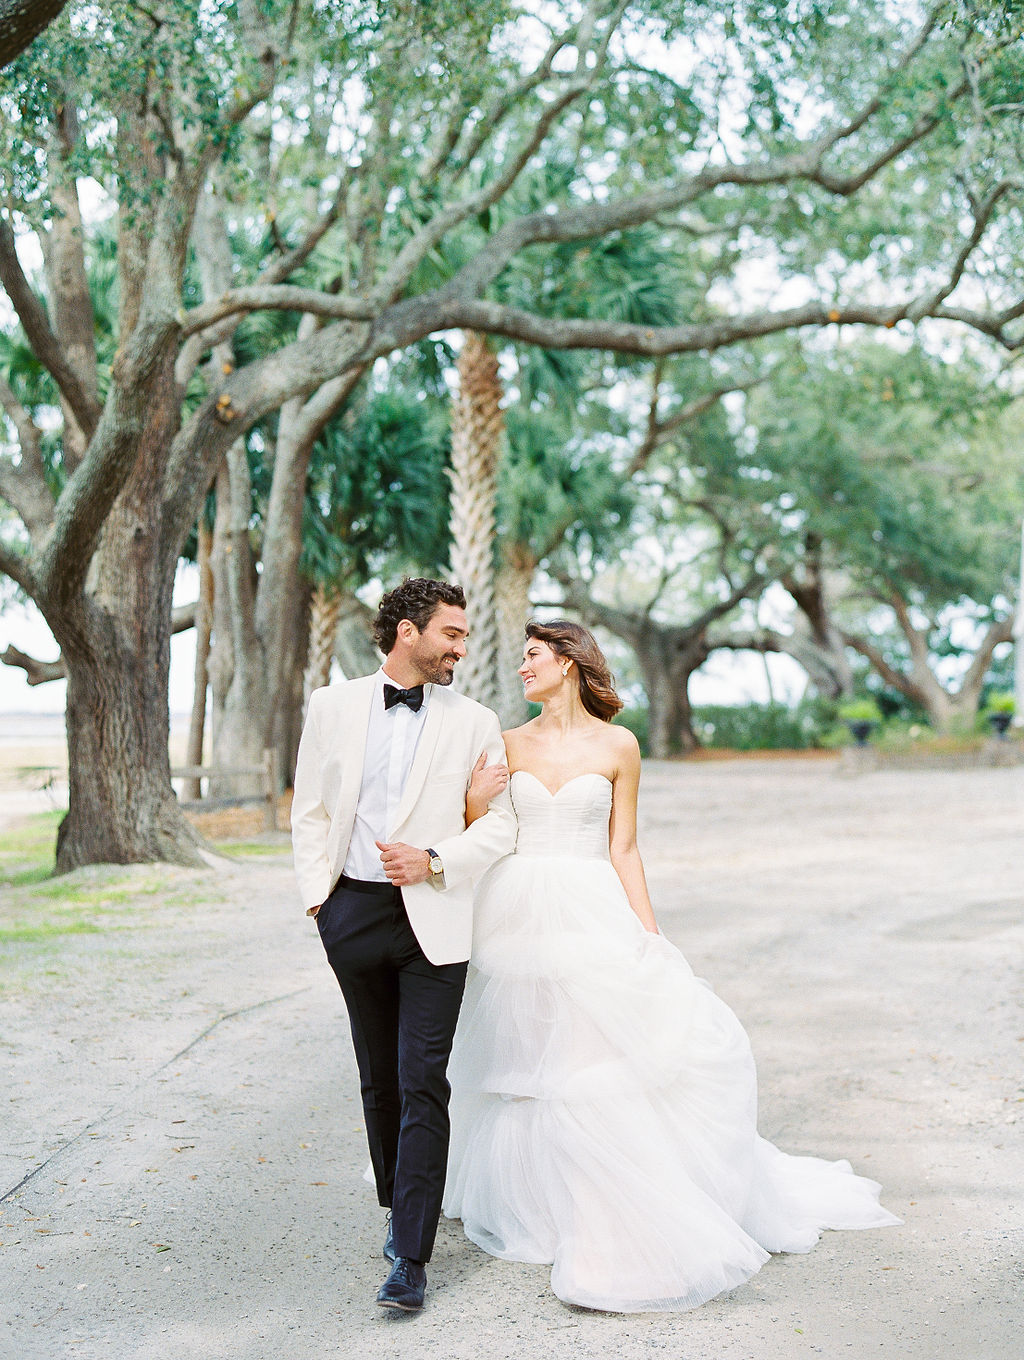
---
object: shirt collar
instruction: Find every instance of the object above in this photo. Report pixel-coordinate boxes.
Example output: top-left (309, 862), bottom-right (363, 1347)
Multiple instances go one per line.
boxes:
top-left (376, 667), bottom-right (431, 713)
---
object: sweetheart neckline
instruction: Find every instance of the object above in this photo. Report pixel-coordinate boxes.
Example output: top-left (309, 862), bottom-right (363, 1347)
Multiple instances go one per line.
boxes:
top-left (510, 769), bottom-right (613, 799)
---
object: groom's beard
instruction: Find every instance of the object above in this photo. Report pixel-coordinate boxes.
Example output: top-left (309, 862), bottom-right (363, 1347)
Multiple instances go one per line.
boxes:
top-left (413, 652), bottom-right (461, 686)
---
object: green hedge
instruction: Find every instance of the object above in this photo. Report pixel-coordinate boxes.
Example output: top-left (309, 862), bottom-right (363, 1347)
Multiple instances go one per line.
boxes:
top-left (615, 693), bottom-right (1016, 755)
top-left (693, 699), bottom-right (836, 751)
top-left (613, 699), bottom-right (837, 755)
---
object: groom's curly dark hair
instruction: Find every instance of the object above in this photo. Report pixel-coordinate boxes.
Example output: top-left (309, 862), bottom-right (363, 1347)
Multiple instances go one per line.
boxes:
top-left (373, 578), bottom-right (467, 654)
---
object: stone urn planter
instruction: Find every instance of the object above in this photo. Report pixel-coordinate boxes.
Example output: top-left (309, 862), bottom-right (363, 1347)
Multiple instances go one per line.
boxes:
top-left (987, 710), bottom-right (1013, 739)
top-left (984, 692), bottom-right (1016, 741)
top-left (838, 699), bottom-right (883, 748)
top-left (845, 718), bottom-right (876, 747)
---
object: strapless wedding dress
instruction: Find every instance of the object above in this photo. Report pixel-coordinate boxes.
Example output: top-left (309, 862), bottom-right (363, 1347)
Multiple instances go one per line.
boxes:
top-left (443, 771), bottom-right (899, 1312)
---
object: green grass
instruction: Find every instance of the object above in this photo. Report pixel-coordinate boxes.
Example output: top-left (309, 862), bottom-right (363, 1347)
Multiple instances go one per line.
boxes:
top-left (0, 814), bottom-right (282, 984)
top-left (0, 876), bottom-right (212, 964)
top-left (0, 812), bottom-right (209, 960)
top-left (0, 916), bottom-right (103, 944)
top-left (2, 864), bottom-right (53, 888)
top-left (0, 809), bottom-right (61, 886)
top-left (0, 875), bottom-right (159, 948)
top-left (30, 874), bottom-right (168, 907)
top-left (214, 840), bottom-right (291, 858)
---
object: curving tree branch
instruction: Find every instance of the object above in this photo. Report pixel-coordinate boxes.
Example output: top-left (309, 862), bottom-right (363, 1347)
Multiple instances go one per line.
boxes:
top-left (181, 284), bottom-right (376, 337)
top-left (35, 303), bottom-right (180, 609)
top-left (0, 375), bottom-right (56, 535)
top-left (0, 537), bottom-right (36, 593)
top-left (0, 0), bottom-right (68, 70)
top-left (1, 643), bottom-right (65, 685)
top-left (373, 67), bottom-right (601, 308)
top-left (421, 14), bottom-right (579, 183)
top-left (624, 372), bottom-right (771, 480)
top-left (0, 219), bottom-right (103, 438)
top-left (380, 290), bottom-right (1024, 359)
top-left (0, 599), bottom-right (198, 685)
top-left (908, 178), bottom-right (1024, 319)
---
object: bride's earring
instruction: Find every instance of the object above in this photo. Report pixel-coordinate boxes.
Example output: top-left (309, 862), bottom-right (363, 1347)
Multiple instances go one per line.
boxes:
top-left (562, 666), bottom-right (570, 677)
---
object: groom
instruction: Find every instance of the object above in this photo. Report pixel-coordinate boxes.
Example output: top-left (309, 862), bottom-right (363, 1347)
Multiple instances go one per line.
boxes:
top-left (291, 578), bottom-right (515, 1312)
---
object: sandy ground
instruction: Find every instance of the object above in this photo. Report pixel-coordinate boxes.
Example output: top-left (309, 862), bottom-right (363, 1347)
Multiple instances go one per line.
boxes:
top-left (0, 755), bottom-right (1022, 1360)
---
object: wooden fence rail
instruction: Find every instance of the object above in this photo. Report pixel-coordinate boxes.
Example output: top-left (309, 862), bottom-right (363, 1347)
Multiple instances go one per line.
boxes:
top-left (171, 747), bottom-right (280, 831)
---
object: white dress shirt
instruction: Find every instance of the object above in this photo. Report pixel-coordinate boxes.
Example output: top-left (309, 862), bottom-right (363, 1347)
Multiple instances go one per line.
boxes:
top-left (342, 668), bottom-right (431, 881)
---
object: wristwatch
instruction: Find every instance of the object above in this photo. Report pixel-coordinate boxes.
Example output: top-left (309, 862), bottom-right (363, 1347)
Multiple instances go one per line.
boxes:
top-left (425, 847), bottom-right (445, 889)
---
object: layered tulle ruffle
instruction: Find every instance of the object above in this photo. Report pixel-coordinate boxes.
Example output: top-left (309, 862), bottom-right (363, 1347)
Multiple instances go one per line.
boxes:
top-left (444, 775), bottom-right (899, 1312)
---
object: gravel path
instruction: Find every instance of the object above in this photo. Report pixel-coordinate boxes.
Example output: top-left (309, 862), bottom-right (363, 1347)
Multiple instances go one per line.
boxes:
top-left (1, 757), bottom-right (1021, 1360)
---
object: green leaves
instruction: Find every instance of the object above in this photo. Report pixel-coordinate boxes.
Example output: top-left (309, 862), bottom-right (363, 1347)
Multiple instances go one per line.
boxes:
top-left (746, 338), bottom-right (1023, 613)
top-left (299, 383), bottom-right (452, 588)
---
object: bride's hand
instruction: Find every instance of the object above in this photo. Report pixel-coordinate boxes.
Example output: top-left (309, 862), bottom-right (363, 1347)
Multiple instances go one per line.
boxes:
top-left (466, 752), bottom-right (510, 825)
top-left (469, 751), bottom-right (510, 802)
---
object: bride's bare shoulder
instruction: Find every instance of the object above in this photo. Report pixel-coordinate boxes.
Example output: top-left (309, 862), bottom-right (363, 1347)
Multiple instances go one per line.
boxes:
top-left (501, 720), bottom-right (538, 752)
top-left (603, 722), bottom-right (641, 773)
top-left (607, 723), bottom-right (640, 754)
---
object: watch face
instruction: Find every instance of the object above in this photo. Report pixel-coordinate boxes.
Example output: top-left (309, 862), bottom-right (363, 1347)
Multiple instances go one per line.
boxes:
top-left (429, 856), bottom-right (443, 874)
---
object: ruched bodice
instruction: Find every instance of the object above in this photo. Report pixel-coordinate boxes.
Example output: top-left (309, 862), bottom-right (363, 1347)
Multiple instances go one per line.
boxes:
top-left (510, 770), bottom-right (612, 861)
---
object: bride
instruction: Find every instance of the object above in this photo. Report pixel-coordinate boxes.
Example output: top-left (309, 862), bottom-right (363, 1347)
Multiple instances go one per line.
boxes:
top-left (443, 619), bottom-right (899, 1313)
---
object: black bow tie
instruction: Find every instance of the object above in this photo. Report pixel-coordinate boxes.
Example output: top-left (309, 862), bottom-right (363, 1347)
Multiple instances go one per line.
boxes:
top-left (383, 682), bottom-right (425, 713)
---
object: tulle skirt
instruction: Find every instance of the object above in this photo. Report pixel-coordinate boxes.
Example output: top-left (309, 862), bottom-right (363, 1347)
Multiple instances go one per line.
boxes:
top-left (443, 851), bottom-right (900, 1312)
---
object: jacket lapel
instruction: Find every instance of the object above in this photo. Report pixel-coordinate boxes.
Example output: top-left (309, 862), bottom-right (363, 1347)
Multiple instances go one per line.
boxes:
top-left (389, 684), bottom-right (446, 835)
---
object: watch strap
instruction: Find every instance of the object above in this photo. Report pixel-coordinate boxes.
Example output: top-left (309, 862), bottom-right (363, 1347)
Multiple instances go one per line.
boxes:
top-left (425, 847), bottom-right (445, 889)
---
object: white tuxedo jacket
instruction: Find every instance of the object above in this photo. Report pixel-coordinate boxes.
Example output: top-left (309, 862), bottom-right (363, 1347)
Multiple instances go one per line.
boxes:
top-left (291, 674), bottom-right (517, 965)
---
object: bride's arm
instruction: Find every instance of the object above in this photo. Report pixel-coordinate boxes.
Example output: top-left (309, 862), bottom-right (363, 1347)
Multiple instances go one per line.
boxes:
top-left (608, 732), bottom-right (659, 934)
top-left (466, 746), bottom-right (511, 826)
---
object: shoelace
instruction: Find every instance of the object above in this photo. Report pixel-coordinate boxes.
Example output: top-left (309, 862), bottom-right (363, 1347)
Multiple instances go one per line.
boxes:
top-left (390, 1259), bottom-right (422, 1282)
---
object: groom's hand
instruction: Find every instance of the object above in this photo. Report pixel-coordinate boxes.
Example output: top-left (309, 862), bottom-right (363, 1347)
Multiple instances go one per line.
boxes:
top-left (376, 840), bottom-right (430, 886)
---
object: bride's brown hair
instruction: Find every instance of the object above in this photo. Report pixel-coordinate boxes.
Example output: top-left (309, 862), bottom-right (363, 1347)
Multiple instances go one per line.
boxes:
top-left (525, 620), bottom-right (624, 722)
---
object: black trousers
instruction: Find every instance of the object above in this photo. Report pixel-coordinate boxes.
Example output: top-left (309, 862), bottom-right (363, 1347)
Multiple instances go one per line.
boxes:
top-left (317, 875), bottom-right (468, 1263)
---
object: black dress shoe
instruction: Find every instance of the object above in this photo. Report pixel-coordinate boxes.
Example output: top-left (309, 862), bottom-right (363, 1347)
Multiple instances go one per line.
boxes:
top-left (383, 1213), bottom-right (395, 1263)
top-left (376, 1257), bottom-right (426, 1311)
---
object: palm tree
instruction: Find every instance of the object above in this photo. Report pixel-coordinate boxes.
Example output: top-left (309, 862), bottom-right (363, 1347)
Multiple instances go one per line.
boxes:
top-left (300, 383), bottom-right (452, 697)
top-left (303, 581), bottom-right (345, 701)
top-left (448, 331), bottom-right (505, 711)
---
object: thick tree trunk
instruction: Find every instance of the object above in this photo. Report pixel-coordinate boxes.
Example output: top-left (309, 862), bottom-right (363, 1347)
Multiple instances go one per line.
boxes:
top-left (783, 548), bottom-right (854, 699)
top-left (211, 570), bottom-right (309, 795)
top-left (205, 315), bottom-right (362, 789)
top-left (788, 627), bottom-right (853, 700)
top-left (919, 688), bottom-right (957, 732)
top-left (643, 665), bottom-right (700, 757)
top-left (50, 345), bottom-right (205, 871)
top-left (209, 442), bottom-right (268, 796)
top-left (1015, 520), bottom-right (1024, 726)
top-left (634, 631), bottom-right (705, 757)
top-left (276, 580), bottom-right (311, 788)
top-left (213, 705), bottom-right (268, 794)
top-left (57, 616), bottom-right (204, 871)
top-left (645, 665), bottom-right (676, 759)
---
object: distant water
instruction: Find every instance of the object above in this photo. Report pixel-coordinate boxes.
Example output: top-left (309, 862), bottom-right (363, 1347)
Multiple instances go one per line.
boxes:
top-left (0, 712), bottom-right (193, 745)
top-left (0, 712), bottom-right (66, 745)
